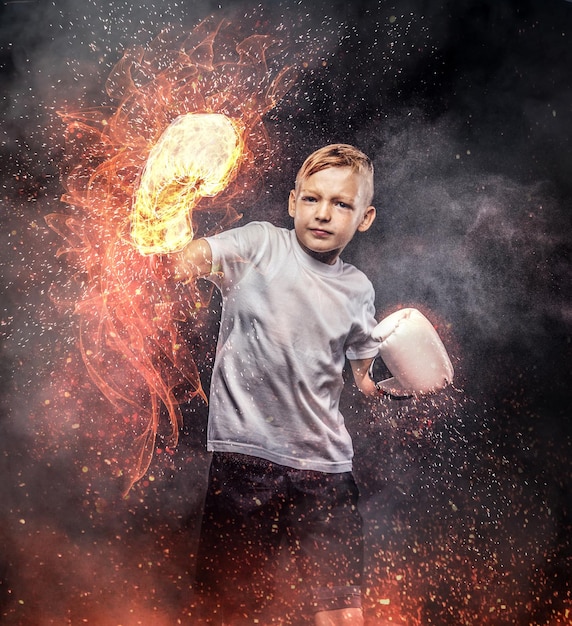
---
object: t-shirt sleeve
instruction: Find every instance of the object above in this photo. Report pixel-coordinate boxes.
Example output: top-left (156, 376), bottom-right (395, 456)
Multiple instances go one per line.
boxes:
top-left (204, 221), bottom-right (267, 290)
top-left (345, 280), bottom-right (380, 361)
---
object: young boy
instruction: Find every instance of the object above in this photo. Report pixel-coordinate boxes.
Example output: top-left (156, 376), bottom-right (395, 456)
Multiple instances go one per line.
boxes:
top-left (173, 144), bottom-right (380, 625)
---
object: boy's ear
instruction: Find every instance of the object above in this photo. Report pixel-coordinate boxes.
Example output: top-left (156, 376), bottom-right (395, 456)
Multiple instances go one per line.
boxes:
top-left (357, 205), bottom-right (376, 232)
top-left (288, 189), bottom-right (296, 217)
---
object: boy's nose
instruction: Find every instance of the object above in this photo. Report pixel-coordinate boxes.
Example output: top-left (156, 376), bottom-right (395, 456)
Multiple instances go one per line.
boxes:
top-left (314, 201), bottom-right (331, 221)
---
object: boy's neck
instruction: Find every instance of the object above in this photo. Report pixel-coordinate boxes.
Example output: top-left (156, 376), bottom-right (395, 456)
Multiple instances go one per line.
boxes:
top-left (295, 234), bottom-right (341, 265)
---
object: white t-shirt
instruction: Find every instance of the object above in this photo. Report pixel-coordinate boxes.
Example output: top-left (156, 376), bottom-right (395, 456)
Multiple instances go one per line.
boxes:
top-left (204, 221), bottom-right (379, 473)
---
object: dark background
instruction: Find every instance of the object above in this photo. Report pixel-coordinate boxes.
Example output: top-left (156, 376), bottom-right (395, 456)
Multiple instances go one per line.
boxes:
top-left (1, 0), bottom-right (570, 624)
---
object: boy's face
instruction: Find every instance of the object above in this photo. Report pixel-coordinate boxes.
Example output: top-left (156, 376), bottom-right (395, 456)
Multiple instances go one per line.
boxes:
top-left (288, 166), bottom-right (376, 265)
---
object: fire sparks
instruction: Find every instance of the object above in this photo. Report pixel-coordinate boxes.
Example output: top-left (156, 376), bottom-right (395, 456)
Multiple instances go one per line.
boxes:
top-left (46, 17), bottom-right (299, 492)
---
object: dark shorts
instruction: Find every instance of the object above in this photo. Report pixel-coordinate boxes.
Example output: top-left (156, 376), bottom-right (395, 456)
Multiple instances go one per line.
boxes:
top-left (193, 452), bottom-right (363, 622)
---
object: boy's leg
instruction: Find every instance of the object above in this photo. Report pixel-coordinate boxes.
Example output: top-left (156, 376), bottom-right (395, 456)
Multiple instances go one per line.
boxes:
top-left (192, 452), bottom-right (286, 623)
top-left (287, 470), bottom-right (365, 624)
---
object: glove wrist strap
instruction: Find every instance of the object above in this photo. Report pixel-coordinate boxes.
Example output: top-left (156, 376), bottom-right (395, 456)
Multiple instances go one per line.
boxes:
top-left (369, 356), bottom-right (413, 400)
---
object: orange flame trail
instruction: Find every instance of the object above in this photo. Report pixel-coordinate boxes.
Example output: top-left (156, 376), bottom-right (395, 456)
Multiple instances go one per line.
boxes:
top-left (46, 17), bottom-right (299, 493)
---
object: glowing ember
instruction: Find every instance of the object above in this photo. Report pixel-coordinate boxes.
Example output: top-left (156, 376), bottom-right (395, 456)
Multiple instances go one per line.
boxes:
top-left (131, 112), bottom-right (244, 255)
top-left (46, 18), bottom-right (299, 492)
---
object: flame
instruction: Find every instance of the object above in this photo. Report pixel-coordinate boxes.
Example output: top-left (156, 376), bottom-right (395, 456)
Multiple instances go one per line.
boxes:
top-left (131, 112), bottom-right (244, 255)
top-left (46, 17), bottom-right (299, 493)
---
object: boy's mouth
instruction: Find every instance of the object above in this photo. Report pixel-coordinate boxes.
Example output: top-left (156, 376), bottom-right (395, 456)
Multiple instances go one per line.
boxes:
top-left (309, 228), bottom-right (332, 237)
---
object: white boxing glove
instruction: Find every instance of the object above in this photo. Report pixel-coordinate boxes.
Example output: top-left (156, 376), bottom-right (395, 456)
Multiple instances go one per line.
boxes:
top-left (371, 308), bottom-right (454, 398)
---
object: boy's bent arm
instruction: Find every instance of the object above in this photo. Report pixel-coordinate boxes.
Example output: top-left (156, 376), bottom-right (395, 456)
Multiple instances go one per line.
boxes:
top-left (171, 238), bottom-right (213, 281)
top-left (350, 358), bottom-right (377, 397)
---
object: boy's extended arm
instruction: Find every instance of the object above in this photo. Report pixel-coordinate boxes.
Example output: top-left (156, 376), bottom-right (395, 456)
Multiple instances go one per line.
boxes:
top-left (171, 238), bottom-right (213, 281)
top-left (350, 358), bottom-right (378, 397)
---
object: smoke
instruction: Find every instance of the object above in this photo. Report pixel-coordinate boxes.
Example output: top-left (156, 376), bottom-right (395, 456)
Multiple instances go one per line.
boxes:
top-left (1, 0), bottom-right (571, 623)
top-left (357, 112), bottom-right (567, 352)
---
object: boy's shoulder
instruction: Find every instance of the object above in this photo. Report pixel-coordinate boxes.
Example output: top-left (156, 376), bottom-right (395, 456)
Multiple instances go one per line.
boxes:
top-left (217, 220), bottom-right (287, 239)
top-left (206, 221), bottom-right (291, 265)
top-left (242, 220), bottom-right (287, 236)
top-left (340, 258), bottom-right (375, 291)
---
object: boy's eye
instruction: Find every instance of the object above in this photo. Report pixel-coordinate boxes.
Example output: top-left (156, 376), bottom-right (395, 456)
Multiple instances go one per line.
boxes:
top-left (302, 195), bottom-right (317, 202)
top-left (336, 201), bottom-right (351, 209)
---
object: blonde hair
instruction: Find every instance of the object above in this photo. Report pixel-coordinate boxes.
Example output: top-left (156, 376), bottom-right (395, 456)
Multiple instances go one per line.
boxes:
top-left (295, 144), bottom-right (374, 205)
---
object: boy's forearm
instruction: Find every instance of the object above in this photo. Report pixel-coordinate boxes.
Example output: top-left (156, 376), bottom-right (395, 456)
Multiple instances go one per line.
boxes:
top-left (350, 358), bottom-right (378, 397)
top-left (171, 238), bottom-right (213, 281)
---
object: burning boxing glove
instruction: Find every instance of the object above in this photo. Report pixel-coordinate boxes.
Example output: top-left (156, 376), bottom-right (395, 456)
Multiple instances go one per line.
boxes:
top-left (370, 308), bottom-right (454, 398)
top-left (131, 112), bottom-right (243, 255)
